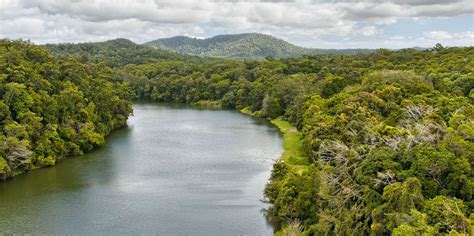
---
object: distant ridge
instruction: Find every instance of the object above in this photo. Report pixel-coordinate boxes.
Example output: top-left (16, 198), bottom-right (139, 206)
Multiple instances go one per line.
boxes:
top-left (145, 33), bottom-right (372, 59)
top-left (45, 38), bottom-right (206, 67)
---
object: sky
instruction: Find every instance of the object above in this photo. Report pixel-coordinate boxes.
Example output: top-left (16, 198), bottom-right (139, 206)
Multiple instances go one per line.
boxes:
top-left (0, 0), bottom-right (473, 49)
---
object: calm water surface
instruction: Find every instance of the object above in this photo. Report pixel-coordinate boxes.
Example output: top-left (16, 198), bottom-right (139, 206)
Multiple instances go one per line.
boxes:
top-left (0, 103), bottom-right (282, 235)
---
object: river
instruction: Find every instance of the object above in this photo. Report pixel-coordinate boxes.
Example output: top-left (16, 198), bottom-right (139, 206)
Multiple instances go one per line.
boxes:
top-left (0, 103), bottom-right (283, 235)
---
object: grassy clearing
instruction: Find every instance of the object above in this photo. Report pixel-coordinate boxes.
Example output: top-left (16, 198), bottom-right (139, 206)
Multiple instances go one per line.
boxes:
top-left (192, 100), bottom-right (222, 109)
top-left (237, 108), bottom-right (309, 172)
top-left (270, 117), bottom-right (310, 171)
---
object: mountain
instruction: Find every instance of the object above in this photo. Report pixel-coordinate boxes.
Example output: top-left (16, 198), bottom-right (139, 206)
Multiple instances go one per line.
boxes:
top-left (145, 33), bottom-right (372, 59)
top-left (44, 34), bottom-right (373, 63)
top-left (45, 38), bottom-right (207, 67)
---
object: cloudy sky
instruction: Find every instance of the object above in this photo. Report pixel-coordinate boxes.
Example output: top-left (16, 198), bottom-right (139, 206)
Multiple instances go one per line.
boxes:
top-left (0, 0), bottom-right (473, 48)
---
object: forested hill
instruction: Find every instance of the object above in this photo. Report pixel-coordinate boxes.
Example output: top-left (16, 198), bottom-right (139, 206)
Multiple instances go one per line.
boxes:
top-left (45, 38), bottom-right (212, 67)
top-left (145, 33), bottom-right (372, 59)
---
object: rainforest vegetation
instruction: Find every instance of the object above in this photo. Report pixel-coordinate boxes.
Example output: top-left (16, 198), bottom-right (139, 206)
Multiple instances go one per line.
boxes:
top-left (0, 40), bottom-right (132, 179)
top-left (1, 38), bottom-right (473, 235)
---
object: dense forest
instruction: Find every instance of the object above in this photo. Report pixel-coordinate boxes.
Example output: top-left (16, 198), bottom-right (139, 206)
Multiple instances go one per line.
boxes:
top-left (45, 38), bottom-right (216, 68)
top-left (1, 38), bottom-right (473, 235)
top-left (0, 40), bottom-right (132, 179)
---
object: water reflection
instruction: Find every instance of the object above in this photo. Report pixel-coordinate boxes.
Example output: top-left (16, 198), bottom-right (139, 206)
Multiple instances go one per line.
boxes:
top-left (0, 103), bottom-right (282, 235)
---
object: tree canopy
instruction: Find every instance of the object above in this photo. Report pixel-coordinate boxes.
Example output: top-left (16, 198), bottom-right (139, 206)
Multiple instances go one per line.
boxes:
top-left (0, 40), bottom-right (132, 179)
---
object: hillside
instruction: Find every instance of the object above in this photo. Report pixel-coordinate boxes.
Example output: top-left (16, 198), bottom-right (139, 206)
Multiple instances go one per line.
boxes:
top-left (145, 33), bottom-right (371, 59)
top-left (45, 38), bottom-right (209, 67)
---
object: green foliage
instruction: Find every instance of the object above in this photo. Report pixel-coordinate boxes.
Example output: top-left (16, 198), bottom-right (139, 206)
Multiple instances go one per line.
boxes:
top-left (264, 164), bottom-right (320, 229)
top-left (278, 219), bottom-right (305, 236)
top-left (383, 178), bottom-right (424, 213)
top-left (423, 196), bottom-right (470, 233)
top-left (0, 39), bottom-right (132, 178)
top-left (38, 156), bottom-right (56, 167)
top-left (320, 74), bottom-right (347, 98)
top-left (392, 210), bottom-right (437, 236)
top-left (0, 157), bottom-right (12, 180)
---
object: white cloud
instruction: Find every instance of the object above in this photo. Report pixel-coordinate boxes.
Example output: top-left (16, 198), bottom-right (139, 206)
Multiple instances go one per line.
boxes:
top-left (338, 0), bottom-right (474, 20)
top-left (316, 31), bottom-right (474, 49)
top-left (423, 31), bottom-right (474, 43)
top-left (424, 31), bottom-right (453, 40)
top-left (0, 0), bottom-right (472, 48)
top-left (358, 26), bottom-right (378, 36)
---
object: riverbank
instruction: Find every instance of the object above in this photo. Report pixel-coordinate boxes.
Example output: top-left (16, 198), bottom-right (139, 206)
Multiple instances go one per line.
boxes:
top-left (270, 118), bottom-right (309, 167)
top-left (238, 107), bottom-right (311, 235)
top-left (0, 103), bottom-right (280, 234)
top-left (240, 107), bottom-right (309, 168)
top-left (267, 118), bottom-right (310, 236)
top-left (0, 122), bottom-right (130, 181)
